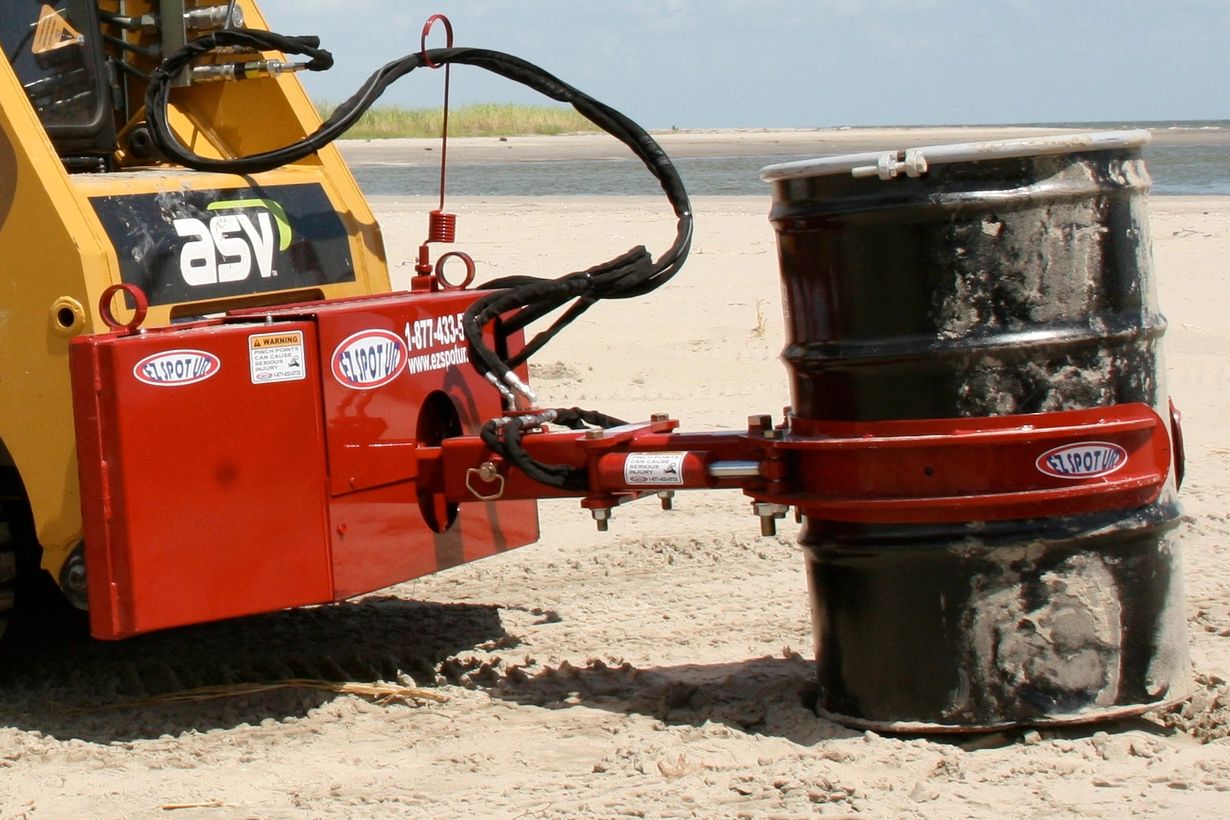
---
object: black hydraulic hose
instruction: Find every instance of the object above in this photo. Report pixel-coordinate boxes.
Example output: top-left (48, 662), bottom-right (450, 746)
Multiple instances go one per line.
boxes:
top-left (146, 29), bottom-right (692, 491)
top-left (145, 34), bottom-right (689, 227)
top-left (481, 408), bottom-right (627, 492)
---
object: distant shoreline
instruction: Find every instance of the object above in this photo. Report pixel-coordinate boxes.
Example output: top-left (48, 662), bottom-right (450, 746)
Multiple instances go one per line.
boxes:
top-left (338, 124), bottom-right (1227, 167)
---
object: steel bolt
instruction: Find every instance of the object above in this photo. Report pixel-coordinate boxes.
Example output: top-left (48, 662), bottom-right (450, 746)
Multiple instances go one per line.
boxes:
top-left (753, 502), bottom-right (789, 537)
top-left (650, 412), bottom-right (670, 423)
top-left (592, 508), bottom-right (611, 532)
top-left (748, 414), bottom-right (772, 433)
top-left (65, 561), bottom-right (86, 593)
top-left (60, 547), bottom-right (88, 610)
top-left (585, 429), bottom-right (604, 440)
top-left (477, 461), bottom-right (499, 482)
top-left (658, 490), bottom-right (675, 511)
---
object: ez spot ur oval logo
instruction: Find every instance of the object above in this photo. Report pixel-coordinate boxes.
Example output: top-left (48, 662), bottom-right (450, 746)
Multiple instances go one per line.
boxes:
top-left (1036, 441), bottom-right (1128, 479)
top-left (331, 329), bottom-right (407, 390)
top-left (133, 349), bottom-right (221, 387)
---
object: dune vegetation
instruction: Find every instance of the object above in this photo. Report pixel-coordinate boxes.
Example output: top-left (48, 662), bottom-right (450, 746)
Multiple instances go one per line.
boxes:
top-left (317, 102), bottom-right (601, 139)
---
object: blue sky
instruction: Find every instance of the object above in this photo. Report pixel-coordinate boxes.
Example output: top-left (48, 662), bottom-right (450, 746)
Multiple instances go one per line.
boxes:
top-left (257, 1), bottom-right (1227, 128)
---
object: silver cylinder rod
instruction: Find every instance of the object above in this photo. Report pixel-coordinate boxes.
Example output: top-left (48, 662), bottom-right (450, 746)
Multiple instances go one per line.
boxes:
top-left (708, 460), bottom-right (761, 479)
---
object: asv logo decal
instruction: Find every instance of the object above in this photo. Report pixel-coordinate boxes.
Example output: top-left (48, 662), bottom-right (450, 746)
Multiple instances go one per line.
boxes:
top-left (174, 198), bottom-right (292, 286)
top-left (133, 349), bottom-right (221, 387)
top-left (331, 329), bottom-right (407, 390)
top-left (1036, 442), bottom-right (1128, 479)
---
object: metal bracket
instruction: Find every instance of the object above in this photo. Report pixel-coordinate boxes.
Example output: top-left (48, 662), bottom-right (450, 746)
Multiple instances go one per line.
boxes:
top-left (851, 149), bottom-right (928, 180)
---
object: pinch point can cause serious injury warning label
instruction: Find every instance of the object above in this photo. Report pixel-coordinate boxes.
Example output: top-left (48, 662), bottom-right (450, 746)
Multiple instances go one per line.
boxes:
top-left (249, 331), bottom-right (306, 383)
top-left (624, 452), bottom-right (687, 486)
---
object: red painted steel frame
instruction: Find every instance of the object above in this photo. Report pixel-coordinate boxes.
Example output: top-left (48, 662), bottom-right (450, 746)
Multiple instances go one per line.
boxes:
top-left (71, 289), bottom-right (538, 639)
top-left (420, 404), bottom-right (1171, 524)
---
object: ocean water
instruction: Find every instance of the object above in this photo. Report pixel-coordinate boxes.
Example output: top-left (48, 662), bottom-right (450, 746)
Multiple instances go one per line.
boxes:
top-left (349, 120), bottom-right (1230, 198)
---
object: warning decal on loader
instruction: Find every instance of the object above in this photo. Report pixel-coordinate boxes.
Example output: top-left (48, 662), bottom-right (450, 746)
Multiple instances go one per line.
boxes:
top-left (33, 5), bottom-right (84, 54)
top-left (249, 331), bottom-right (306, 384)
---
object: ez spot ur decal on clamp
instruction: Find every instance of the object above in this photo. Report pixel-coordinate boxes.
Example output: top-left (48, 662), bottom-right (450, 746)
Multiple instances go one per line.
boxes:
top-left (1036, 441), bottom-right (1129, 479)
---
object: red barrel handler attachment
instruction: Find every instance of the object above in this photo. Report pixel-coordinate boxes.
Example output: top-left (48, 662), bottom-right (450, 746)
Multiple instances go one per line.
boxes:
top-left (758, 402), bottom-right (1172, 524)
top-left (425, 403), bottom-right (1171, 526)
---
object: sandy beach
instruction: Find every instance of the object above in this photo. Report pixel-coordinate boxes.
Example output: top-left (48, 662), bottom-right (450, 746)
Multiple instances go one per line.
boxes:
top-left (336, 125), bottom-right (1225, 167)
top-left (339, 126), bottom-right (1085, 165)
top-left (2, 130), bottom-right (1229, 817)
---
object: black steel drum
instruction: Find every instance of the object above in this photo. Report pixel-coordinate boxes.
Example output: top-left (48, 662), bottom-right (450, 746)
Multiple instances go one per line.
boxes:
top-left (762, 131), bottom-right (1188, 731)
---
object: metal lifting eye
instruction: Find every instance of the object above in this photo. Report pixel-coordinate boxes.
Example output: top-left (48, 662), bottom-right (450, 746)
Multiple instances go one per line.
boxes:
top-left (99, 283), bottom-right (149, 334)
top-left (435, 251), bottom-right (476, 291)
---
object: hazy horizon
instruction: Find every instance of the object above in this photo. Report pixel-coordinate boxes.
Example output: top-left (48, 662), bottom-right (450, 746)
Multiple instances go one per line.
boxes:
top-left (257, 1), bottom-right (1228, 131)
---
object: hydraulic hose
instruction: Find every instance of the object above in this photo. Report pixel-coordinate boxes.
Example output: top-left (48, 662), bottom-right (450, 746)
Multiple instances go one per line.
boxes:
top-left (146, 29), bottom-right (693, 490)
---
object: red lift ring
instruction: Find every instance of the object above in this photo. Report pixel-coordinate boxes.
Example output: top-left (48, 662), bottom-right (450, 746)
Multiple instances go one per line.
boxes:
top-left (99, 283), bottom-right (148, 333)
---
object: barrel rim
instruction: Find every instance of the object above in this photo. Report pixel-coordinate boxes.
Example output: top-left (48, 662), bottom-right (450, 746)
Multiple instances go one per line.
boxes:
top-left (759, 129), bottom-right (1152, 183)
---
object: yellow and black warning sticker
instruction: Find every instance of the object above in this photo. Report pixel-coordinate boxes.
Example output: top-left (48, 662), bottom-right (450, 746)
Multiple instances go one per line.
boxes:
top-left (33, 5), bottom-right (84, 55)
top-left (249, 331), bottom-right (306, 384)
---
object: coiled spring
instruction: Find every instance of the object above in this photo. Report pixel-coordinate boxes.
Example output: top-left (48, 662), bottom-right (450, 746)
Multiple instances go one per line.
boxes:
top-left (428, 209), bottom-right (456, 243)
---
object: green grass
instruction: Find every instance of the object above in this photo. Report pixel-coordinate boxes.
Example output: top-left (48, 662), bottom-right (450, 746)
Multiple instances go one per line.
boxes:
top-left (316, 102), bottom-right (601, 139)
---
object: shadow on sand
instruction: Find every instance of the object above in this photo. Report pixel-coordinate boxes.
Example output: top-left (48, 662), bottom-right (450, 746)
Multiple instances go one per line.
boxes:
top-left (0, 595), bottom-right (505, 743)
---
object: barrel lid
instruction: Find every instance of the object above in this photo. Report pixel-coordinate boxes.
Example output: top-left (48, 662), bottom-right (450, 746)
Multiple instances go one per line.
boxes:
top-left (759, 130), bottom-right (1151, 183)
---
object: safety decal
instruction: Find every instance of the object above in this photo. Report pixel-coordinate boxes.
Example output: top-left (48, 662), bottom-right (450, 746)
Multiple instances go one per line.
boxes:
top-left (624, 452), bottom-right (686, 486)
top-left (249, 331), bottom-right (306, 384)
top-left (133, 349), bottom-right (221, 387)
top-left (331, 329), bottom-right (407, 390)
top-left (1036, 441), bottom-right (1128, 480)
top-left (33, 5), bottom-right (85, 55)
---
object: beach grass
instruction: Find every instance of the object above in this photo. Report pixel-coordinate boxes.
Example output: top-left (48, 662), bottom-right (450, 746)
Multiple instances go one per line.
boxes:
top-left (318, 102), bottom-right (601, 139)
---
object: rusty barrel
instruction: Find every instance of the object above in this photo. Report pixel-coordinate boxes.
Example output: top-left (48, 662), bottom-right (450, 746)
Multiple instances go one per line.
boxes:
top-left (761, 132), bottom-right (1188, 731)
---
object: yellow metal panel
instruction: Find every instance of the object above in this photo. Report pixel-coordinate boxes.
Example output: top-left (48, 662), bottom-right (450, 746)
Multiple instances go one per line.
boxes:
top-left (0, 0), bottom-right (392, 582)
top-left (0, 53), bottom-right (119, 573)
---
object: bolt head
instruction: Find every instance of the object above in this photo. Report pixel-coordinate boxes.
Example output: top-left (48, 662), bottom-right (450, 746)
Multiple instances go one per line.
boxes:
top-left (591, 507), bottom-right (612, 532)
